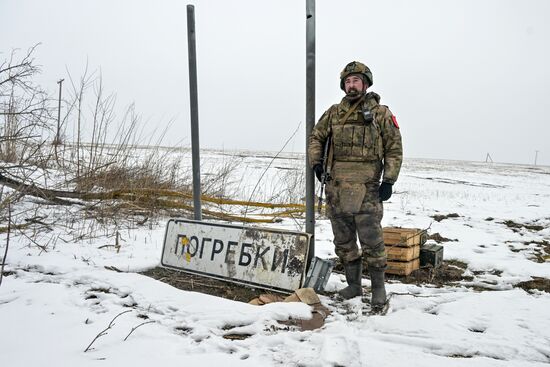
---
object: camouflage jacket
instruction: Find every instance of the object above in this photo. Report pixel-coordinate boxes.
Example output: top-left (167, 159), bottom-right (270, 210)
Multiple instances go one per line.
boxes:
top-left (308, 92), bottom-right (403, 184)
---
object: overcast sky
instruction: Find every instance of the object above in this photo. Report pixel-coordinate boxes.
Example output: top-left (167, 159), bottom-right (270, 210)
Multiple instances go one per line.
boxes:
top-left (2, 0), bottom-right (549, 165)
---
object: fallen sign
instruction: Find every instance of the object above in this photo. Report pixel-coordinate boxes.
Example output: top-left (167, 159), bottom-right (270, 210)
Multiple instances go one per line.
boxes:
top-left (161, 219), bottom-right (311, 293)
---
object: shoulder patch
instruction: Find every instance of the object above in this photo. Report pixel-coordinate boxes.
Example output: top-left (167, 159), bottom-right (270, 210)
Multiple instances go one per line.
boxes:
top-left (391, 115), bottom-right (400, 129)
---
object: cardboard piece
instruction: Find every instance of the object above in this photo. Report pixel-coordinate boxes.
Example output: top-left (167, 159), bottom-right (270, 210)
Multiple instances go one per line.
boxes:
top-left (250, 288), bottom-right (330, 331)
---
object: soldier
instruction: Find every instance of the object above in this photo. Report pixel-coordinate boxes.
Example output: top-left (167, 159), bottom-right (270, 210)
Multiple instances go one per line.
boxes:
top-left (308, 61), bottom-right (403, 310)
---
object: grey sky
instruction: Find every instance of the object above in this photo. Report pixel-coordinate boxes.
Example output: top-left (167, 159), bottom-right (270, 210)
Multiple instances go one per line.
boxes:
top-left (2, 0), bottom-right (549, 165)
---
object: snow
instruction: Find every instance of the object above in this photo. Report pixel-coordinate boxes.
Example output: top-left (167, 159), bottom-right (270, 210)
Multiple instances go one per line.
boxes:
top-left (1, 153), bottom-right (550, 366)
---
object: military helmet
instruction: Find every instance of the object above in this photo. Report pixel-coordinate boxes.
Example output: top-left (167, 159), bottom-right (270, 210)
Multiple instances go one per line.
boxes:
top-left (340, 61), bottom-right (373, 90)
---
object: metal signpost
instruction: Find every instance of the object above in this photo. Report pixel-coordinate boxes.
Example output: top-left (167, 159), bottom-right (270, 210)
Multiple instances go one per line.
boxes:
top-left (161, 219), bottom-right (311, 293)
top-left (187, 4), bottom-right (202, 220)
top-left (305, 0), bottom-right (316, 268)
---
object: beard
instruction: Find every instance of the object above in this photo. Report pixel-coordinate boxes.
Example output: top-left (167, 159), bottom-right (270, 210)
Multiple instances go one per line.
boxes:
top-left (345, 87), bottom-right (364, 101)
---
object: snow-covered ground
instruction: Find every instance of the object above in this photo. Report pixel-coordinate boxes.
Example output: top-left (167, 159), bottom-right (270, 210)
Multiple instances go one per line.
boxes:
top-left (1, 151), bottom-right (550, 367)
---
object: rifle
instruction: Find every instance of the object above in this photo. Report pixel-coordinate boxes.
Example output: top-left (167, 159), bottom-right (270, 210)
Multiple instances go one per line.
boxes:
top-left (317, 134), bottom-right (332, 214)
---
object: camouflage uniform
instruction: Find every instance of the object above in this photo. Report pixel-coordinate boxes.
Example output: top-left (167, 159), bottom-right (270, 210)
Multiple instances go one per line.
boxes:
top-left (308, 77), bottom-right (403, 270)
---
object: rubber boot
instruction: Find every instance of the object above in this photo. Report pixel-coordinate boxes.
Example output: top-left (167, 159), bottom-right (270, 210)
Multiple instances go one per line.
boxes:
top-left (338, 259), bottom-right (363, 299)
top-left (369, 266), bottom-right (387, 308)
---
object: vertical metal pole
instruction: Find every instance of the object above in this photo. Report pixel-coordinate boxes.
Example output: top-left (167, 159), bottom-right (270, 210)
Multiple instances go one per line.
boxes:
top-left (187, 4), bottom-right (202, 220)
top-left (305, 0), bottom-right (316, 266)
top-left (534, 150), bottom-right (539, 166)
top-left (55, 79), bottom-right (64, 144)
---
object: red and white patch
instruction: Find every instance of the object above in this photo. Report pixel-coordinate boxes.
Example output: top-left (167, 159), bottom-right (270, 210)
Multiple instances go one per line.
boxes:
top-left (391, 115), bottom-right (400, 129)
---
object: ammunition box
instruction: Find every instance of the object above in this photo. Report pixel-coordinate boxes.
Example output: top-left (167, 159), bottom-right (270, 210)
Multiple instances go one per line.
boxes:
top-left (303, 256), bottom-right (334, 292)
top-left (420, 244), bottom-right (444, 268)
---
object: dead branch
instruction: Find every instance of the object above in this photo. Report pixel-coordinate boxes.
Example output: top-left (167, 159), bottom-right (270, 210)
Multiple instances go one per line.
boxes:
top-left (0, 173), bottom-right (81, 201)
top-left (123, 320), bottom-right (155, 341)
top-left (84, 309), bottom-right (132, 352)
top-left (10, 223), bottom-right (52, 254)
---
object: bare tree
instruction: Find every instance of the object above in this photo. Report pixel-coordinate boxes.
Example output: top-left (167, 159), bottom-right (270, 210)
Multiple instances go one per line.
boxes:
top-left (0, 45), bottom-right (54, 211)
top-left (0, 45), bottom-right (53, 161)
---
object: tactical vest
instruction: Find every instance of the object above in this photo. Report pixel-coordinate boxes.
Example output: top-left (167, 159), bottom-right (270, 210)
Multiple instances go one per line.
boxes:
top-left (330, 96), bottom-right (384, 162)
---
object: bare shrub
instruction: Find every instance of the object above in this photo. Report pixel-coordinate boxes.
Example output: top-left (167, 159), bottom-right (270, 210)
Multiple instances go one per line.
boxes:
top-left (275, 166), bottom-right (305, 204)
top-left (47, 68), bottom-right (190, 198)
top-left (75, 147), bottom-right (190, 193)
top-left (201, 154), bottom-right (243, 199)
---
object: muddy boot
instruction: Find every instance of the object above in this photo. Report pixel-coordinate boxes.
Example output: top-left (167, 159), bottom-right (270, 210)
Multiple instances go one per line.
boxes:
top-left (369, 266), bottom-right (387, 310)
top-left (338, 259), bottom-right (363, 299)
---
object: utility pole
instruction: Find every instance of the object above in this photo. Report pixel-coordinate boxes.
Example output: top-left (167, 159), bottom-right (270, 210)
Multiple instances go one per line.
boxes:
top-left (534, 150), bottom-right (539, 166)
top-left (305, 0), bottom-right (316, 267)
top-left (55, 79), bottom-right (64, 145)
top-left (187, 4), bottom-right (202, 221)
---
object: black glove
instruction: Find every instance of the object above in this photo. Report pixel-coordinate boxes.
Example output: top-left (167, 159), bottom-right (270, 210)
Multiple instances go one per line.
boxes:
top-left (313, 164), bottom-right (324, 182)
top-left (379, 182), bottom-right (393, 202)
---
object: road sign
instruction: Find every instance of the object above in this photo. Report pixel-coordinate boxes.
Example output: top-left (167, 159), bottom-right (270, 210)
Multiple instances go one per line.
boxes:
top-left (161, 219), bottom-right (311, 293)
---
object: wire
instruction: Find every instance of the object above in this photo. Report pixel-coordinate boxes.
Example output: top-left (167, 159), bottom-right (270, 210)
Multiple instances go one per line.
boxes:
top-left (242, 122), bottom-right (302, 224)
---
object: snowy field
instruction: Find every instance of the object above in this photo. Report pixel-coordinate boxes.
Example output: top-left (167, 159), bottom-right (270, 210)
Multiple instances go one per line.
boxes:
top-left (1, 150), bottom-right (550, 367)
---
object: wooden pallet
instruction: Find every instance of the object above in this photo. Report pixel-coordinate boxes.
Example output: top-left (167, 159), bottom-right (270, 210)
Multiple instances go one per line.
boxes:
top-left (386, 258), bottom-right (420, 276)
top-left (383, 227), bottom-right (427, 247)
top-left (386, 244), bottom-right (420, 262)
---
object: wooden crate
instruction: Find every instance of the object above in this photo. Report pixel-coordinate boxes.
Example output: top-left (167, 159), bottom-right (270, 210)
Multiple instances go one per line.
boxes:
top-left (383, 227), bottom-right (427, 247)
top-left (386, 244), bottom-right (420, 262)
top-left (386, 258), bottom-right (420, 276)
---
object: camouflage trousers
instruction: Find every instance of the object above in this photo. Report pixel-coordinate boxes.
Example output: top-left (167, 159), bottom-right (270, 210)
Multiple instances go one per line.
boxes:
top-left (327, 183), bottom-right (386, 269)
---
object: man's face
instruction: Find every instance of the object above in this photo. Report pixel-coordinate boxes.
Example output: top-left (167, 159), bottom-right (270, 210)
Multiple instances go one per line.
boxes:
top-left (344, 75), bottom-right (366, 94)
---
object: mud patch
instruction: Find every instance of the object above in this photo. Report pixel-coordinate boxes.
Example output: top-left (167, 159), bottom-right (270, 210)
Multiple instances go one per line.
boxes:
top-left (390, 260), bottom-right (473, 286)
top-left (222, 323), bottom-right (251, 330)
top-left (88, 287), bottom-right (113, 294)
top-left (174, 326), bottom-right (193, 335)
top-left (515, 277), bottom-right (550, 293)
top-left (472, 268), bottom-right (502, 277)
top-left (143, 258), bottom-right (499, 300)
top-left (524, 240), bottom-right (550, 263)
top-left (222, 333), bottom-right (253, 340)
top-left (501, 220), bottom-right (544, 233)
top-left (332, 258), bottom-right (472, 286)
top-left (428, 232), bottom-right (458, 243)
top-left (431, 213), bottom-right (460, 222)
top-left (221, 324), bottom-right (256, 340)
top-left (141, 267), bottom-right (264, 302)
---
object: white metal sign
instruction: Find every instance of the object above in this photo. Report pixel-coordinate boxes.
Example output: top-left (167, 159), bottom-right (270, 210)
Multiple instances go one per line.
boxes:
top-left (161, 219), bottom-right (311, 293)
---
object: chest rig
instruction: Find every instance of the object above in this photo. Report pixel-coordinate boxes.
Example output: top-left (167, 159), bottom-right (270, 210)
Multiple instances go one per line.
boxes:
top-left (329, 95), bottom-right (384, 162)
